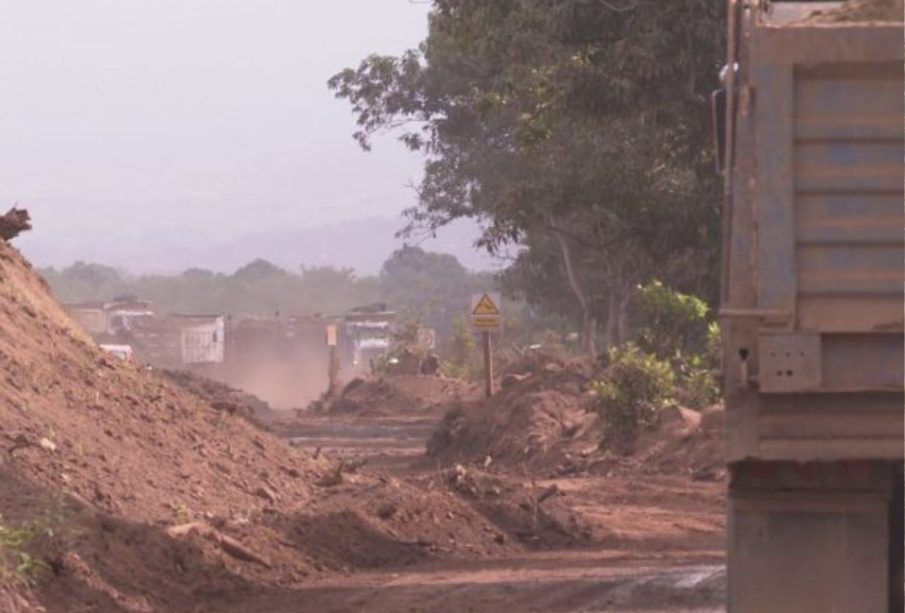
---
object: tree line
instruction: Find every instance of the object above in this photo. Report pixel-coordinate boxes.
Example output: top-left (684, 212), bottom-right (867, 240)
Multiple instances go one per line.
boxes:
top-left (328, 0), bottom-right (725, 355)
top-left (42, 246), bottom-right (513, 346)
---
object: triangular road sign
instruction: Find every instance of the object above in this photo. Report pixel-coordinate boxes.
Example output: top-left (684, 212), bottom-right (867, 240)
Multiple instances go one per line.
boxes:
top-left (472, 294), bottom-right (500, 316)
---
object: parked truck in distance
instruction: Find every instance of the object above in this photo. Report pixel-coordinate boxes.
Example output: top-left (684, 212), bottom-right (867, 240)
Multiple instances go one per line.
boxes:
top-left (717, 1), bottom-right (903, 611)
top-left (340, 303), bottom-right (396, 375)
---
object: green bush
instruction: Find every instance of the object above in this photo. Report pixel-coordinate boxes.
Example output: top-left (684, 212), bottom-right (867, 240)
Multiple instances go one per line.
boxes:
top-left (591, 343), bottom-right (675, 452)
top-left (441, 317), bottom-right (482, 380)
top-left (632, 281), bottom-right (721, 410)
top-left (670, 322), bottom-right (721, 409)
top-left (676, 354), bottom-right (720, 409)
top-left (634, 280), bottom-right (710, 360)
top-left (704, 320), bottom-right (722, 369)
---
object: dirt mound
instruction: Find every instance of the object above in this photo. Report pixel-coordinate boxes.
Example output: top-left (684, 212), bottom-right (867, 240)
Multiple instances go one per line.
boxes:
top-left (427, 388), bottom-right (598, 473)
top-left (427, 357), bottom-right (600, 474)
top-left (0, 240), bottom-right (554, 610)
top-left (265, 472), bottom-right (520, 570)
top-left (612, 405), bottom-right (725, 481)
top-left (326, 378), bottom-right (417, 415)
top-left (432, 465), bottom-right (593, 548)
top-left (0, 275), bottom-right (323, 524)
top-left (0, 241), bottom-right (337, 600)
top-left (159, 368), bottom-right (272, 424)
top-left (426, 356), bottom-right (724, 480)
top-left (314, 375), bottom-right (473, 416)
top-left (806, 0), bottom-right (903, 22)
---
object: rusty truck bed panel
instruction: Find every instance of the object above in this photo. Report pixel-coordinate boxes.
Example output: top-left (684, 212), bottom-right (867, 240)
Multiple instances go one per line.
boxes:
top-left (751, 26), bottom-right (903, 334)
top-left (750, 393), bottom-right (902, 462)
top-left (723, 20), bottom-right (904, 462)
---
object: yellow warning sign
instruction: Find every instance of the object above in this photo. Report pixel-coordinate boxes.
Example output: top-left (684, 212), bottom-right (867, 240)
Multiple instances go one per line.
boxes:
top-left (472, 294), bottom-right (500, 316)
top-left (471, 292), bottom-right (502, 331)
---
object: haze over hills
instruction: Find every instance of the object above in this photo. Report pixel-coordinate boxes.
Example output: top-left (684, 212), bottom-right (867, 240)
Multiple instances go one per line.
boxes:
top-left (1, 0), bottom-right (446, 278)
top-left (20, 215), bottom-right (506, 275)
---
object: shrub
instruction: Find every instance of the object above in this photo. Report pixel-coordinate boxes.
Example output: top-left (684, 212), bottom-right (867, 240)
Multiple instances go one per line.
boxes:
top-left (632, 281), bottom-right (722, 409)
top-left (591, 343), bottom-right (675, 452)
top-left (441, 317), bottom-right (482, 380)
top-left (676, 354), bottom-right (720, 409)
top-left (704, 320), bottom-right (722, 369)
top-left (669, 321), bottom-right (721, 409)
top-left (634, 280), bottom-right (710, 360)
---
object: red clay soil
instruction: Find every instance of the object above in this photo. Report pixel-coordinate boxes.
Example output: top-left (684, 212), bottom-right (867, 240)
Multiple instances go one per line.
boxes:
top-left (315, 374), bottom-right (476, 417)
top-left (158, 368), bottom-right (274, 425)
top-left (0, 242), bottom-right (527, 612)
top-left (426, 354), bottom-right (725, 481)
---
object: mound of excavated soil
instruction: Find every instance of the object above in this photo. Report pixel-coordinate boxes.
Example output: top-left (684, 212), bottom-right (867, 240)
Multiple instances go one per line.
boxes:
top-left (426, 358), bottom-right (599, 475)
top-left (427, 388), bottom-right (598, 473)
top-left (611, 404), bottom-right (725, 481)
top-left (426, 355), bottom-right (724, 480)
top-left (0, 242), bottom-right (518, 611)
top-left (0, 240), bottom-right (332, 604)
top-left (159, 368), bottom-right (273, 424)
top-left (806, 0), bottom-right (903, 22)
top-left (315, 375), bottom-right (474, 416)
top-left (0, 257), bottom-right (323, 524)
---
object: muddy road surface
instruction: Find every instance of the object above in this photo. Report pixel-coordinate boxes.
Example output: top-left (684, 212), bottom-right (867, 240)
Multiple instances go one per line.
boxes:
top-left (278, 404), bottom-right (727, 612)
top-left (208, 559), bottom-right (725, 612)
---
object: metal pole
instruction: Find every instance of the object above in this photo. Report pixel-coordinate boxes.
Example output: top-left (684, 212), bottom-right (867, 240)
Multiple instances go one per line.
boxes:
top-left (483, 331), bottom-right (493, 398)
top-left (326, 324), bottom-right (339, 396)
top-left (328, 344), bottom-right (339, 395)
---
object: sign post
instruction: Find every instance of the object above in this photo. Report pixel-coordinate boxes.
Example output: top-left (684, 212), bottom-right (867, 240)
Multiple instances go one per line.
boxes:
top-left (325, 324), bottom-right (339, 395)
top-left (471, 292), bottom-right (501, 398)
top-left (482, 330), bottom-right (493, 398)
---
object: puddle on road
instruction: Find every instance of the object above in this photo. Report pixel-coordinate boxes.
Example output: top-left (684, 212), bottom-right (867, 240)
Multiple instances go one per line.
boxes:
top-left (673, 565), bottom-right (725, 589)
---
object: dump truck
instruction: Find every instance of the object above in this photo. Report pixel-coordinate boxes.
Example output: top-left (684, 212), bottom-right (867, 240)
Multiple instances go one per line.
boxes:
top-left (341, 304), bottom-right (396, 374)
top-left (717, 1), bottom-right (903, 611)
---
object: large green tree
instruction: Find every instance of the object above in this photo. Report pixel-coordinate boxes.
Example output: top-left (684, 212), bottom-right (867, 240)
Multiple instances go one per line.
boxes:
top-left (329, 0), bottom-right (724, 353)
top-left (380, 245), bottom-right (490, 343)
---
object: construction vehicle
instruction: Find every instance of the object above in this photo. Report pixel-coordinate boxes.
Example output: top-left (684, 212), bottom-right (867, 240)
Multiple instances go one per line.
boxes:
top-left (717, 1), bottom-right (903, 610)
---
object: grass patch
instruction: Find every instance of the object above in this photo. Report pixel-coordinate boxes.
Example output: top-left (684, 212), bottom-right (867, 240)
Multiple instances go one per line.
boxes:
top-left (0, 513), bottom-right (59, 584)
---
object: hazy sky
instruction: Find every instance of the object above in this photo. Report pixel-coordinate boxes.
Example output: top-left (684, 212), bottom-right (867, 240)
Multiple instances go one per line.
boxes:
top-left (0, 0), bottom-right (476, 272)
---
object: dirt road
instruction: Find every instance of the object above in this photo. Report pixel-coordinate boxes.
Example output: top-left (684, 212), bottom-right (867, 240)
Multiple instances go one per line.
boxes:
top-left (207, 559), bottom-right (725, 612)
top-left (278, 409), bottom-right (727, 612)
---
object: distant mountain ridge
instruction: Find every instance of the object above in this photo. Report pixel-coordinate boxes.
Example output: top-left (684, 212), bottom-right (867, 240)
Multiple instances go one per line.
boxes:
top-left (21, 215), bottom-right (505, 275)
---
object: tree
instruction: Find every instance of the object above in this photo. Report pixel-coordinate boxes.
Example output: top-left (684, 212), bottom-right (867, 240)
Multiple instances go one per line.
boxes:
top-left (232, 259), bottom-right (288, 281)
top-left (298, 266), bottom-right (380, 314)
top-left (381, 246), bottom-right (468, 301)
top-left (379, 246), bottom-right (486, 343)
top-left (42, 262), bottom-right (126, 303)
top-left (329, 0), bottom-right (724, 354)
